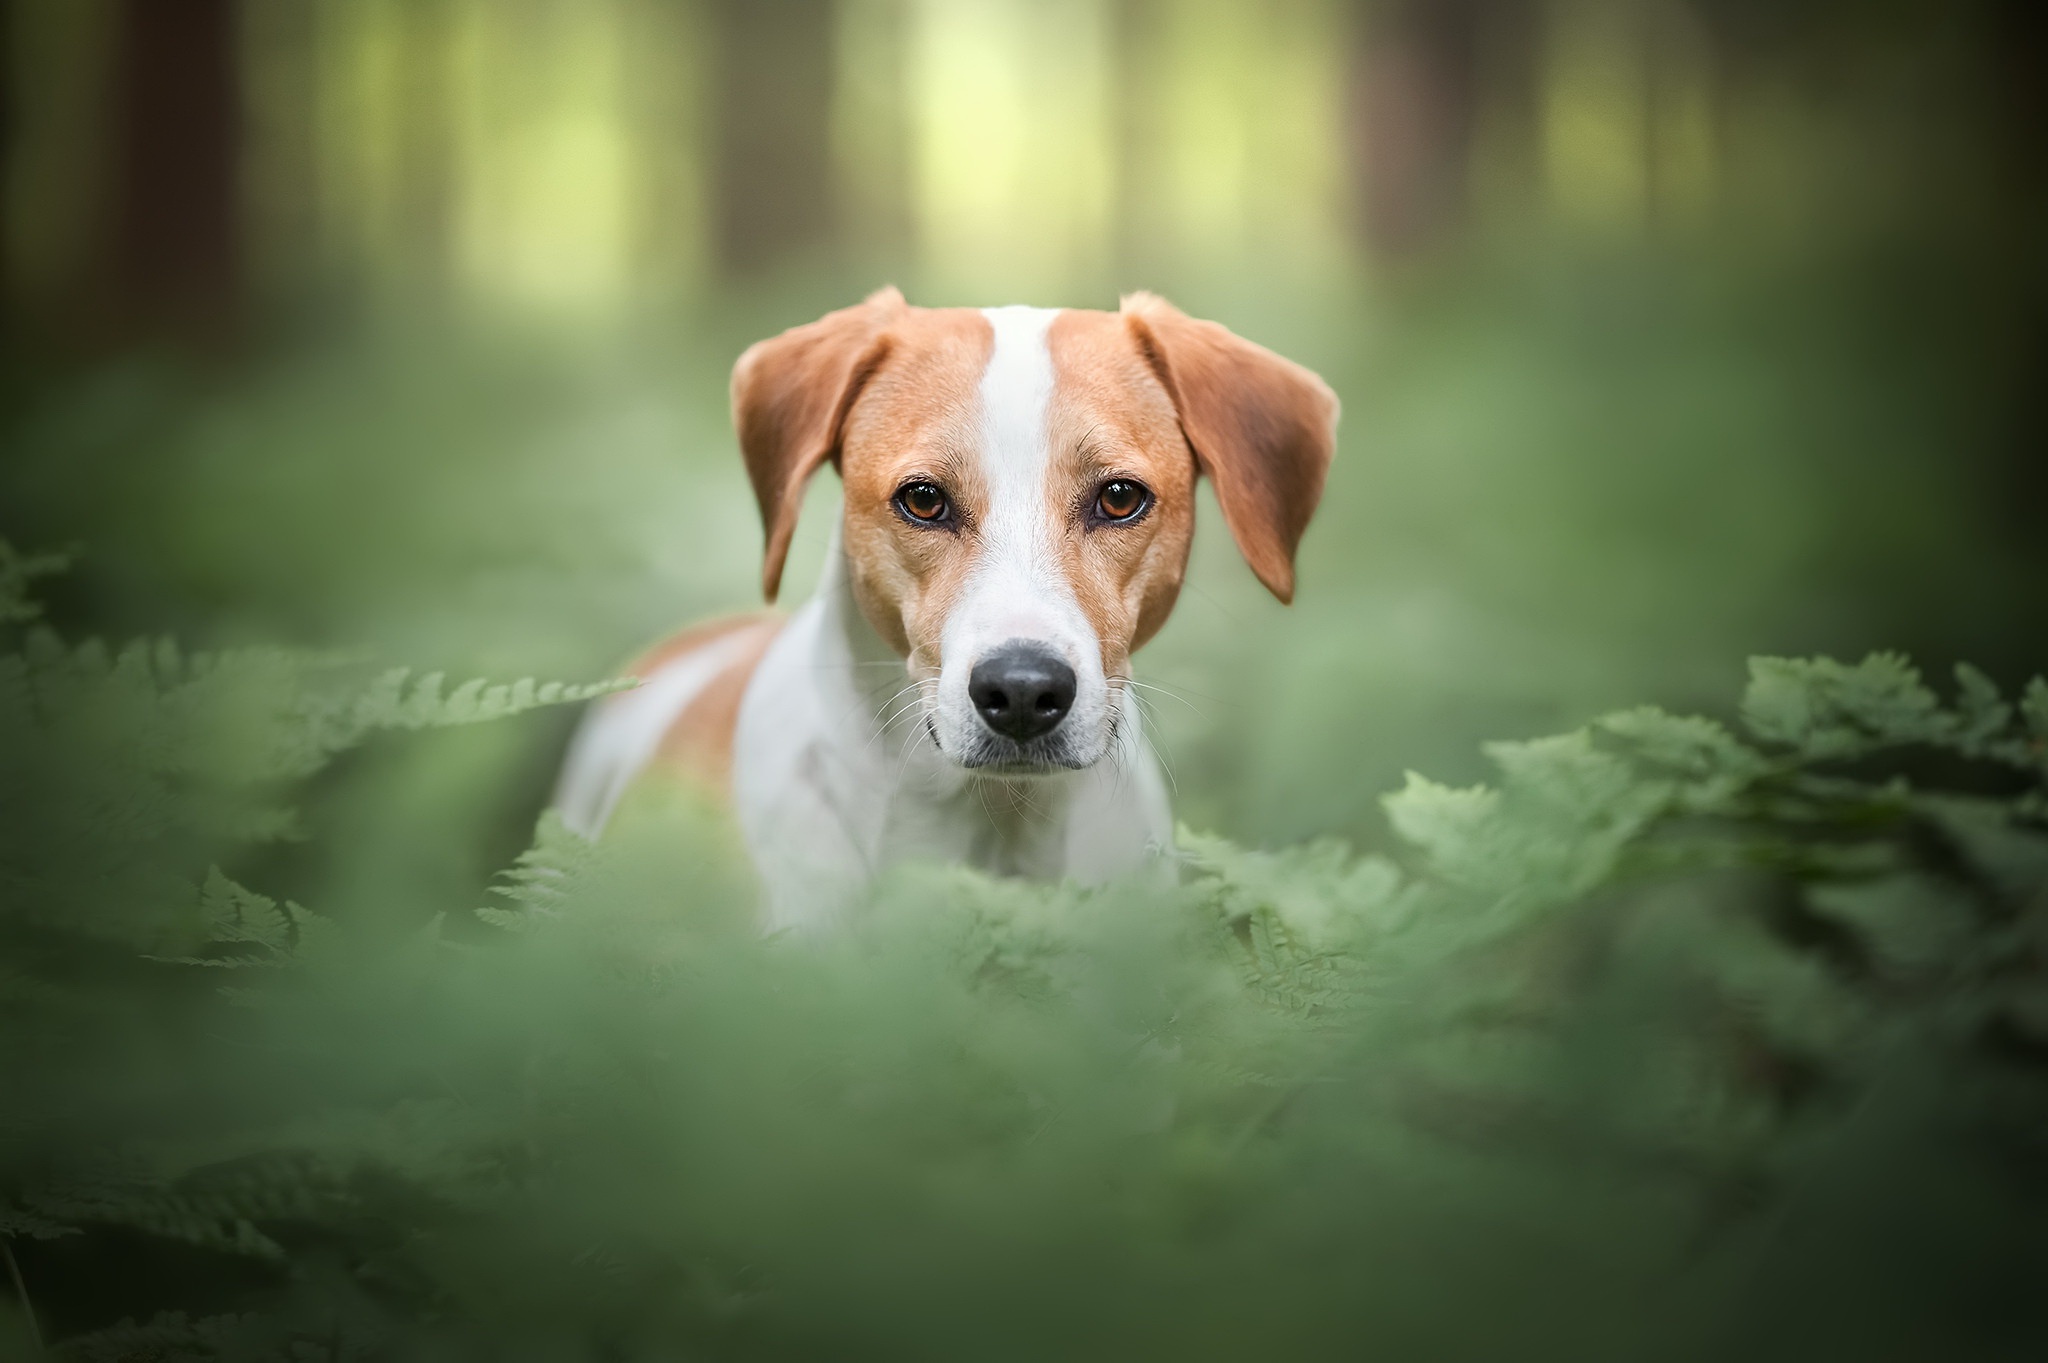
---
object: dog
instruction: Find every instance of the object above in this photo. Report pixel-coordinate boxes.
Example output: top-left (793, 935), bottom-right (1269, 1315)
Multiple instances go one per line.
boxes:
top-left (554, 289), bottom-right (1337, 930)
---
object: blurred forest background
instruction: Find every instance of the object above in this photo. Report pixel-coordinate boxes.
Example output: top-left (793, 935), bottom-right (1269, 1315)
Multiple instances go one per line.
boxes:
top-left (5, 4), bottom-right (2048, 1357)
top-left (3, 0), bottom-right (2046, 885)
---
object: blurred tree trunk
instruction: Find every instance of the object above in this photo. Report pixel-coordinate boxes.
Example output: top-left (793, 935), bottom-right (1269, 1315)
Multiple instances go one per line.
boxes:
top-left (1347, 0), bottom-right (1546, 256)
top-left (705, 0), bottom-right (837, 275)
top-left (0, 0), bottom-right (12, 323)
top-left (111, 0), bottom-right (240, 337)
top-left (1982, 0), bottom-right (2048, 563)
top-left (1348, 0), bottom-right (1485, 254)
top-left (1987, 0), bottom-right (2048, 252)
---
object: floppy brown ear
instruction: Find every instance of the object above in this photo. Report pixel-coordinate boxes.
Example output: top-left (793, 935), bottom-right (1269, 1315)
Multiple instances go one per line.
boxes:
top-left (1120, 292), bottom-right (1338, 603)
top-left (732, 286), bottom-right (905, 601)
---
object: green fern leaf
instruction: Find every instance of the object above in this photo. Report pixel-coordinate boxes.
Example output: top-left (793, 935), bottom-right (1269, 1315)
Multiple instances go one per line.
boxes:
top-left (0, 1206), bottom-right (79, 1239)
top-left (1743, 653), bottom-right (1947, 757)
top-left (54, 1310), bottom-right (249, 1362)
top-left (2024, 677), bottom-right (2048, 763)
top-left (1383, 771), bottom-right (1500, 883)
top-left (0, 538), bottom-right (71, 627)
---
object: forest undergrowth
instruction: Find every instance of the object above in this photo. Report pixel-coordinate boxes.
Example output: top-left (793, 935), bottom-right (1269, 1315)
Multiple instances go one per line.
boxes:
top-left (3, 534), bottom-right (2046, 1361)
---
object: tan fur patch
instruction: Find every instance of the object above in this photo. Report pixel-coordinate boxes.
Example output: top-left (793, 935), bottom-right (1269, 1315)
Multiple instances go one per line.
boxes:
top-left (833, 307), bottom-right (994, 678)
top-left (1045, 308), bottom-right (1198, 676)
top-left (631, 614), bottom-right (782, 793)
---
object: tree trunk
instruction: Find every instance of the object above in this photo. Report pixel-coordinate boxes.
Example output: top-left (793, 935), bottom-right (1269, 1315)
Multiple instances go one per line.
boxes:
top-left (1348, 0), bottom-right (1490, 255)
top-left (705, 0), bottom-right (837, 276)
top-left (0, 0), bottom-right (11, 322)
top-left (112, 0), bottom-right (241, 337)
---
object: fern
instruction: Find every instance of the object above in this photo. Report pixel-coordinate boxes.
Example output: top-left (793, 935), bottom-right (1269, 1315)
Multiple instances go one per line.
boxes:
top-left (0, 546), bottom-right (629, 1355)
top-left (3, 536), bottom-right (2045, 1359)
top-left (0, 541), bottom-right (70, 628)
top-left (476, 810), bottom-right (597, 931)
top-left (57, 1312), bottom-right (250, 1363)
top-left (291, 667), bottom-right (629, 780)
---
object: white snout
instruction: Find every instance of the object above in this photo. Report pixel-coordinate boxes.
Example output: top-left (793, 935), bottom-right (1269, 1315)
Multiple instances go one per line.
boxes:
top-left (932, 568), bottom-right (1111, 770)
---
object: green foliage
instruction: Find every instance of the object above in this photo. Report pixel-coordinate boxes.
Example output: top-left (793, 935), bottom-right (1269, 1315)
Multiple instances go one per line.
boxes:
top-left (0, 543), bottom-right (70, 627)
top-left (1744, 652), bottom-right (2048, 774)
top-left (2, 550), bottom-right (2047, 1361)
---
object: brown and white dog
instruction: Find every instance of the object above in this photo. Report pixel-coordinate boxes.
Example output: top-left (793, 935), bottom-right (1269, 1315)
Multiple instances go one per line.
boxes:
top-left (555, 289), bottom-right (1337, 930)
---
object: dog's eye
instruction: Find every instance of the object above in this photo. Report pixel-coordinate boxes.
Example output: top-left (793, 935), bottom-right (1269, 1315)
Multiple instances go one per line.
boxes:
top-left (1094, 479), bottom-right (1151, 523)
top-left (894, 481), bottom-right (951, 525)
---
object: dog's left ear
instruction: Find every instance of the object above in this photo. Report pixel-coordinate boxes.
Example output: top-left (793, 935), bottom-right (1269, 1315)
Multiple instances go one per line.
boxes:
top-left (1120, 292), bottom-right (1338, 604)
top-left (732, 286), bottom-right (905, 601)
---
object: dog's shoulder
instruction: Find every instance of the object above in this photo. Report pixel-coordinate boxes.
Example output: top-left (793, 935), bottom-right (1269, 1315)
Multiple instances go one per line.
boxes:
top-left (554, 613), bottom-right (782, 836)
top-left (637, 614), bottom-right (782, 789)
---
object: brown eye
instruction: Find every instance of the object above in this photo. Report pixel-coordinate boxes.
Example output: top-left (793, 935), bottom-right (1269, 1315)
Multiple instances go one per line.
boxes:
top-left (894, 481), bottom-right (951, 524)
top-left (1094, 478), bottom-right (1151, 523)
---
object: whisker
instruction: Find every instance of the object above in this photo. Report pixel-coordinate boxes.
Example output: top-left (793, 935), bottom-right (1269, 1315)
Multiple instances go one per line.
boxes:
top-left (1104, 706), bottom-right (1133, 800)
top-left (1015, 777), bottom-right (1052, 826)
top-left (866, 715), bottom-right (912, 762)
top-left (871, 680), bottom-right (924, 716)
top-left (1112, 680), bottom-right (1180, 799)
top-left (862, 685), bottom-right (930, 759)
top-left (887, 680), bottom-right (941, 780)
top-left (1107, 674), bottom-right (1208, 715)
top-left (889, 709), bottom-right (930, 793)
top-left (875, 685), bottom-right (926, 722)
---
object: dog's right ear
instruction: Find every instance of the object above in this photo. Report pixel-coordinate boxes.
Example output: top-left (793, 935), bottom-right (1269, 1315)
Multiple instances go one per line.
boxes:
top-left (732, 286), bottom-right (904, 601)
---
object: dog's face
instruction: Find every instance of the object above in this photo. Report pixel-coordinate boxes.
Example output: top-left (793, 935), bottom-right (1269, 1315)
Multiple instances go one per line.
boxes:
top-left (733, 289), bottom-right (1337, 774)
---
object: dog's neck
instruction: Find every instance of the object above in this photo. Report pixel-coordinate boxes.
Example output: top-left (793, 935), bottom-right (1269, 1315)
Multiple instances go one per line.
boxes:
top-left (810, 522), bottom-right (910, 691)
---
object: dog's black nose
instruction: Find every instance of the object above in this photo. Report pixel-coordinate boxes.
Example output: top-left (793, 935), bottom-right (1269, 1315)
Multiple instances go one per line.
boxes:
top-left (969, 645), bottom-right (1077, 743)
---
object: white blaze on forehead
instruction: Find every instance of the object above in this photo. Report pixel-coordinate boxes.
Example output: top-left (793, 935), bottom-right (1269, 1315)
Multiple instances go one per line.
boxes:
top-left (975, 305), bottom-right (1059, 545)
top-left (955, 305), bottom-right (1082, 649)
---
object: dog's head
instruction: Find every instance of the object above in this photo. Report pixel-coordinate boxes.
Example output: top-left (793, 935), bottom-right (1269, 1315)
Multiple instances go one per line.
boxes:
top-left (733, 288), bottom-right (1337, 774)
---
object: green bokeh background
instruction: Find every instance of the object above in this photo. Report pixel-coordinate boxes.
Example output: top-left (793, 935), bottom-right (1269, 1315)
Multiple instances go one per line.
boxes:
top-left (4, 4), bottom-right (2048, 1356)
top-left (6, 0), bottom-right (2044, 902)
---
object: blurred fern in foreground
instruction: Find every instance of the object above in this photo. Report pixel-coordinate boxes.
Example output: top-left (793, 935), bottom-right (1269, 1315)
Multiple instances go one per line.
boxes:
top-left (1, 541), bottom-right (2044, 1362)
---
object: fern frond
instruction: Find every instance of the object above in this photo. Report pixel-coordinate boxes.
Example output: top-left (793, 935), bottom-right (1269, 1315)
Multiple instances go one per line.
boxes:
top-left (55, 1311), bottom-right (247, 1362)
top-left (0, 539), bottom-right (71, 628)
top-left (478, 809), bottom-right (599, 929)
